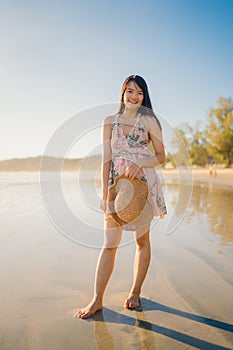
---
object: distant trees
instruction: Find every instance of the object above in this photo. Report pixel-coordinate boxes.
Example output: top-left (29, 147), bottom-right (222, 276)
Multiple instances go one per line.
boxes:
top-left (205, 97), bottom-right (233, 167)
top-left (167, 97), bottom-right (233, 168)
top-left (177, 123), bottom-right (209, 166)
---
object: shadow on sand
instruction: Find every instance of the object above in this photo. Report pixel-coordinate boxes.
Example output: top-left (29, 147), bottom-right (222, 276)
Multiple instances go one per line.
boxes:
top-left (84, 298), bottom-right (233, 350)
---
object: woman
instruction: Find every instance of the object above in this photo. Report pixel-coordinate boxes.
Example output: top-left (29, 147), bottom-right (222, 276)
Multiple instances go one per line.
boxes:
top-left (76, 75), bottom-right (167, 319)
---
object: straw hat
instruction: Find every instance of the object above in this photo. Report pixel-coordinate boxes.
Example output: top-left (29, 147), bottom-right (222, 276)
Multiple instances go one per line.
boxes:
top-left (107, 174), bottom-right (153, 227)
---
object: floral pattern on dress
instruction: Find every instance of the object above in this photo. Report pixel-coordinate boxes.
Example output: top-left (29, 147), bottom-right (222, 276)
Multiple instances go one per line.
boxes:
top-left (108, 112), bottom-right (167, 228)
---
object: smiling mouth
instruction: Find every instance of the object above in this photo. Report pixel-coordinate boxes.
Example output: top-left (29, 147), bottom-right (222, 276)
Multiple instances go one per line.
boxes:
top-left (128, 101), bottom-right (138, 104)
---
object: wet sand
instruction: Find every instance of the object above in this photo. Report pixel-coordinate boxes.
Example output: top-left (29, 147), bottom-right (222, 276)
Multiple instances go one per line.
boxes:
top-left (0, 171), bottom-right (232, 349)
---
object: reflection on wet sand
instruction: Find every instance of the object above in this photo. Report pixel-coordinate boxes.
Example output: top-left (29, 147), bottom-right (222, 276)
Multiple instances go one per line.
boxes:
top-left (169, 184), bottom-right (233, 245)
top-left (93, 304), bottom-right (156, 349)
top-left (1, 173), bottom-right (233, 349)
top-left (94, 313), bottom-right (115, 350)
top-left (90, 298), bottom-right (233, 350)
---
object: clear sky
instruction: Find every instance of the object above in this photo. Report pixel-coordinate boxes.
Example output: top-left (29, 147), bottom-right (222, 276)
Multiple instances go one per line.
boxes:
top-left (1, 0), bottom-right (233, 160)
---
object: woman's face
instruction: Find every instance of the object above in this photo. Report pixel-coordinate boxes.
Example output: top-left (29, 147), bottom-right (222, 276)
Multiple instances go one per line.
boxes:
top-left (123, 81), bottom-right (144, 111)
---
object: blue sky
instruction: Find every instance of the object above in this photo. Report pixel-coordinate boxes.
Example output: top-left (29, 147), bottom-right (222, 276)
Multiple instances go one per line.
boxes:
top-left (0, 0), bottom-right (233, 159)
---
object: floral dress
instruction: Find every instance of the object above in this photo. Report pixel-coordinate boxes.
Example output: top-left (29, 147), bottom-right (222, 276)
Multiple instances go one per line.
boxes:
top-left (107, 112), bottom-right (167, 230)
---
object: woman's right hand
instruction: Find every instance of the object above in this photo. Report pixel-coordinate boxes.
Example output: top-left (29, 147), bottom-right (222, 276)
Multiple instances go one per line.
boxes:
top-left (100, 197), bottom-right (108, 213)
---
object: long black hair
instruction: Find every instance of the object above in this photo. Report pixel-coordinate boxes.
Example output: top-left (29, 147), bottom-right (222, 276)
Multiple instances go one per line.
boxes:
top-left (117, 74), bottom-right (161, 129)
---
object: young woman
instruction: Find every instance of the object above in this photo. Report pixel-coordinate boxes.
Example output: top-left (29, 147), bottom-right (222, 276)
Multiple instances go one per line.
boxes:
top-left (76, 75), bottom-right (167, 319)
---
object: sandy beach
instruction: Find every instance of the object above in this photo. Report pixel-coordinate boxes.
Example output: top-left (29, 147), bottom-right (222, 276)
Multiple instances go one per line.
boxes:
top-left (0, 169), bottom-right (232, 349)
top-left (162, 168), bottom-right (233, 189)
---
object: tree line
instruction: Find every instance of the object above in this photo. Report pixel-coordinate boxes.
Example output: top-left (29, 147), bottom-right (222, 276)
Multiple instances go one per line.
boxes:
top-left (167, 97), bottom-right (233, 168)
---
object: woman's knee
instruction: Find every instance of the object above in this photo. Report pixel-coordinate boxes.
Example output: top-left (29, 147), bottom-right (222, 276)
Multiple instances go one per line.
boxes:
top-left (102, 245), bottom-right (118, 253)
top-left (135, 232), bottom-right (150, 248)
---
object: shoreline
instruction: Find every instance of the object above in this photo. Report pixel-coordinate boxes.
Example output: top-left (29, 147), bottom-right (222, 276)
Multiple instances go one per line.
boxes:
top-left (161, 168), bottom-right (233, 189)
top-left (0, 168), bottom-right (232, 189)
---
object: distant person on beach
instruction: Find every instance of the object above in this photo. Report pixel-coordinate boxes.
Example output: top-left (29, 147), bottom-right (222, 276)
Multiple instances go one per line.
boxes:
top-left (76, 75), bottom-right (167, 319)
top-left (209, 160), bottom-right (217, 177)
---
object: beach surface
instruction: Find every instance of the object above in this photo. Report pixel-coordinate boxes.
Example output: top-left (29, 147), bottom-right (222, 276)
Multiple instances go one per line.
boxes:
top-left (0, 169), bottom-right (232, 349)
top-left (162, 168), bottom-right (233, 189)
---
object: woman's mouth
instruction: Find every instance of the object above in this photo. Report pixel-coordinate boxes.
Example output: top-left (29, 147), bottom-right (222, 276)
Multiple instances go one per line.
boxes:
top-left (128, 100), bottom-right (138, 104)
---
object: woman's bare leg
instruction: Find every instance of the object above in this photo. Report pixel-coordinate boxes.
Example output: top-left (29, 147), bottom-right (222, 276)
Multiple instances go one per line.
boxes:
top-left (124, 225), bottom-right (151, 309)
top-left (76, 218), bottom-right (122, 319)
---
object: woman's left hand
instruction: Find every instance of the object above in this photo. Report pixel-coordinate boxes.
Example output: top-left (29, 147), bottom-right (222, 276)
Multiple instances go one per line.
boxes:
top-left (124, 163), bottom-right (141, 179)
top-left (100, 197), bottom-right (108, 213)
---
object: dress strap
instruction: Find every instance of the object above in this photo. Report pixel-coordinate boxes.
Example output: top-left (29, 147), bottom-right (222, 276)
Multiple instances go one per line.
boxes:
top-left (115, 113), bottom-right (120, 122)
top-left (136, 112), bottom-right (141, 123)
top-left (111, 114), bottom-right (120, 138)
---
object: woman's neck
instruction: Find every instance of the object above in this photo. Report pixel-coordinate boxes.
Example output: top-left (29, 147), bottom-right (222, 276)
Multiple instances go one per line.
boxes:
top-left (122, 108), bottom-right (138, 119)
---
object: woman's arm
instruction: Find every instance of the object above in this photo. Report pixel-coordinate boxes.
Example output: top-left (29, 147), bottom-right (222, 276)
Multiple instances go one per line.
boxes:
top-left (137, 116), bottom-right (165, 168)
top-left (101, 116), bottom-right (113, 200)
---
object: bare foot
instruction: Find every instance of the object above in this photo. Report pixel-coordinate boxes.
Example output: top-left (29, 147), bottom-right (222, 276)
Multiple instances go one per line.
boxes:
top-left (124, 293), bottom-right (140, 309)
top-left (76, 297), bottom-right (103, 319)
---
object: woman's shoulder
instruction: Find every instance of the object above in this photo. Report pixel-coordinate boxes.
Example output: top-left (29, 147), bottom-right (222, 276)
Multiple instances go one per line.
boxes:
top-left (103, 114), bottom-right (116, 125)
top-left (140, 114), bottom-right (161, 132)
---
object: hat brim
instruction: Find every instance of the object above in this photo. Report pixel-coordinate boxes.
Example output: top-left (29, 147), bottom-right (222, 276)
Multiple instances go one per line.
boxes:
top-left (107, 174), bottom-right (153, 228)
